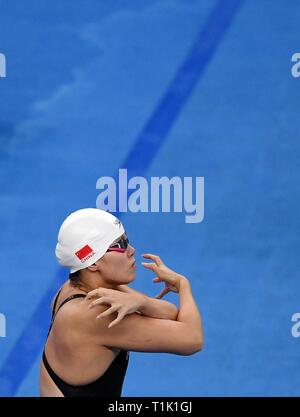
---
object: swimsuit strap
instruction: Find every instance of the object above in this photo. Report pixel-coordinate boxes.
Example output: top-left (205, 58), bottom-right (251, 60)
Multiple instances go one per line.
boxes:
top-left (48, 292), bottom-right (86, 335)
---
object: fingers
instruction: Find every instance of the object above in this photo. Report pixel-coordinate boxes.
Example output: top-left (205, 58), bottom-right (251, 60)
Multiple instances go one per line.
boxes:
top-left (96, 305), bottom-right (120, 319)
top-left (155, 287), bottom-right (170, 299)
top-left (86, 287), bottom-right (106, 300)
top-left (107, 310), bottom-right (126, 328)
top-left (94, 305), bottom-right (126, 328)
top-left (96, 307), bottom-right (126, 328)
top-left (141, 262), bottom-right (158, 272)
top-left (86, 287), bottom-right (117, 303)
top-left (142, 254), bottom-right (163, 266)
top-left (152, 276), bottom-right (165, 298)
top-left (88, 297), bottom-right (110, 308)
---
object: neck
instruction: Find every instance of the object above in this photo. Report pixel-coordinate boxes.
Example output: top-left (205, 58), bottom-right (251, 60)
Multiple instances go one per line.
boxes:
top-left (72, 271), bottom-right (119, 293)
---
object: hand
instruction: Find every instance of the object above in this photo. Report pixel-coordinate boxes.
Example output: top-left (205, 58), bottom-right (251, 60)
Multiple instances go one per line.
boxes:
top-left (141, 254), bottom-right (186, 299)
top-left (86, 287), bottom-right (144, 328)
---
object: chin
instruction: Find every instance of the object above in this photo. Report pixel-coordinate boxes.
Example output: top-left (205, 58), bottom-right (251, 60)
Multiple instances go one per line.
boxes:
top-left (127, 271), bottom-right (136, 283)
top-left (130, 274), bottom-right (136, 282)
top-left (115, 272), bottom-right (136, 286)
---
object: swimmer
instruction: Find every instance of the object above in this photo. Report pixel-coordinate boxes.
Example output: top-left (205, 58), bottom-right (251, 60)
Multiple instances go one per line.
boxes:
top-left (40, 208), bottom-right (204, 397)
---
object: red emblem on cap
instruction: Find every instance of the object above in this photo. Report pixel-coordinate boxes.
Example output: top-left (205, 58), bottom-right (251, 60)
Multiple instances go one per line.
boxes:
top-left (75, 245), bottom-right (94, 261)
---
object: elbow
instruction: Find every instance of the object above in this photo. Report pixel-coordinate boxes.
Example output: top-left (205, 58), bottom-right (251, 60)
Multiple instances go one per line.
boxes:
top-left (194, 337), bottom-right (204, 353)
top-left (180, 337), bottom-right (204, 356)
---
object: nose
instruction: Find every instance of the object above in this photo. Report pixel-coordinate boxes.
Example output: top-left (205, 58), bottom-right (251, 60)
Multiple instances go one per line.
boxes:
top-left (127, 243), bottom-right (135, 257)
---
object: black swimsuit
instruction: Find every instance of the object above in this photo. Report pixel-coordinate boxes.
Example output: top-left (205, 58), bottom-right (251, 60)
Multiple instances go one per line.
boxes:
top-left (42, 289), bottom-right (129, 397)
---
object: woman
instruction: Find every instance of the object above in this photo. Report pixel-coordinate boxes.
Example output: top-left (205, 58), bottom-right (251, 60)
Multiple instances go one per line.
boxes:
top-left (40, 208), bottom-right (204, 397)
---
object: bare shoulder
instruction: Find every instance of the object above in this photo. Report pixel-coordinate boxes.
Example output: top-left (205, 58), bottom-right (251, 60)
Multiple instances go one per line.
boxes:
top-left (53, 293), bottom-right (112, 332)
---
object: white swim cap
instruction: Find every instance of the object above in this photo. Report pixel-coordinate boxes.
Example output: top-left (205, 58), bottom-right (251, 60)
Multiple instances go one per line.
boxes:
top-left (55, 208), bottom-right (125, 273)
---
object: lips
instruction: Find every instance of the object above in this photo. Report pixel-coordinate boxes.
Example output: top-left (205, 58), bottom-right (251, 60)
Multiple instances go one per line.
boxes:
top-left (130, 260), bottom-right (136, 269)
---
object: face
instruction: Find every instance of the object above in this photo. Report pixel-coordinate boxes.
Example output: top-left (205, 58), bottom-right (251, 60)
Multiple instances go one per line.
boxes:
top-left (92, 233), bottom-right (136, 286)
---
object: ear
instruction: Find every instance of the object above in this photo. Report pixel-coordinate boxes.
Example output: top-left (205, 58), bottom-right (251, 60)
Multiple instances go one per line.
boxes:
top-left (87, 262), bottom-right (99, 272)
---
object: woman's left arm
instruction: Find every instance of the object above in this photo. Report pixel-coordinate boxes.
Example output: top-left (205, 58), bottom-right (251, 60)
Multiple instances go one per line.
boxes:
top-left (118, 285), bottom-right (178, 321)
